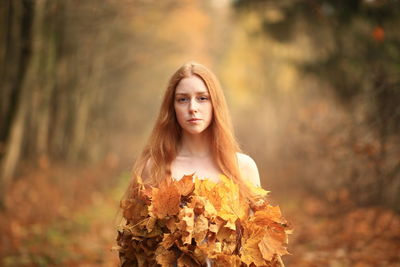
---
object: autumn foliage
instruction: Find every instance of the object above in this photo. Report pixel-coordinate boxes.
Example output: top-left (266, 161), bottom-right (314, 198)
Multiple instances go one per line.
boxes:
top-left (117, 174), bottom-right (292, 266)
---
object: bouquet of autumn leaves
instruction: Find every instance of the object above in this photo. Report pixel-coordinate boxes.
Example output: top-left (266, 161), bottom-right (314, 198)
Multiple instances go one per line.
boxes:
top-left (116, 174), bottom-right (292, 267)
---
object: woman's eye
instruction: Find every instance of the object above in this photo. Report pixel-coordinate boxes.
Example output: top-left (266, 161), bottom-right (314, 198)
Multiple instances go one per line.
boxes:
top-left (199, 96), bottom-right (209, 101)
top-left (177, 98), bottom-right (188, 102)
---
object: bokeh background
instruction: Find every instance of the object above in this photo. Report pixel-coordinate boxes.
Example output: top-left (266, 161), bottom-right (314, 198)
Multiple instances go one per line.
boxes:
top-left (1, 0), bottom-right (400, 266)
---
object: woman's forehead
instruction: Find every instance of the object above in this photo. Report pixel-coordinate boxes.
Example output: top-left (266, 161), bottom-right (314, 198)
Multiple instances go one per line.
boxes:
top-left (175, 76), bottom-right (209, 94)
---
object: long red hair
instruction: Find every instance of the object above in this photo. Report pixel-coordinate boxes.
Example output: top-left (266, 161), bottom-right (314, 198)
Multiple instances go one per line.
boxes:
top-left (125, 61), bottom-right (255, 201)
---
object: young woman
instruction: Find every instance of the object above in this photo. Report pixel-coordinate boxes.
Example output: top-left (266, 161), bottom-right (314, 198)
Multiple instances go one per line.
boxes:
top-left (129, 61), bottom-right (261, 196)
top-left (118, 61), bottom-right (288, 266)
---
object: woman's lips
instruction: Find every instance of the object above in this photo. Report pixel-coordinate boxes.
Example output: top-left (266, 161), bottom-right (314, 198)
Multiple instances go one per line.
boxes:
top-left (188, 118), bottom-right (201, 123)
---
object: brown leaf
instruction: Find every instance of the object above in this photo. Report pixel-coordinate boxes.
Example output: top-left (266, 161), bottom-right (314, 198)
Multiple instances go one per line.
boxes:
top-left (155, 246), bottom-right (177, 267)
top-left (176, 174), bottom-right (195, 196)
top-left (177, 206), bottom-right (195, 244)
top-left (121, 198), bottom-right (148, 225)
top-left (146, 217), bottom-right (157, 233)
top-left (188, 196), bottom-right (217, 219)
top-left (213, 254), bottom-right (241, 266)
top-left (216, 225), bottom-right (235, 242)
top-left (165, 217), bottom-right (178, 232)
top-left (149, 177), bottom-right (181, 219)
top-left (193, 214), bottom-right (208, 243)
top-left (193, 245), bottom-right (208, 264)
top-left (177, 254), bottom-right (200, 267)
top-left (119, 173), bottom-right (291, 267)
top-left (160, 233), bottom-right (176, 249)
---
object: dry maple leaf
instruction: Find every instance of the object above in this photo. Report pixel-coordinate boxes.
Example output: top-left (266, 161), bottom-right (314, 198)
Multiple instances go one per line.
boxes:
top-left (118, 174), bottom-right (291, 267)
top-left (193, 214), bottom-right (208, 243)
top-left (194, 175), bottom-right (249, 229)
top-left (121, 198), bottom-right (148, 225)
top-left (253, 205), bottom-right (287, 225)
top-left (240, 225), bottom-right (267, 266)
top-left (245, 179), bottom-right (270, 198)
top-left (149, 177), bottom-right (181, 219)
top-left (177, 206), bottom-right (195, 244)
top-left (193, 245), bottom-right (209, 264)
top-left (177, 254), bottom-right (200, 267)
top-left (216, 225), bottom-right (236, 242)
top-left (176, 173), bottom-right (195, 196)
top-left (219, 175), bottom-right (249, 220)
top-left (155, 246), bottom-right (176, 267)
top-left (194, 178), bottom-right (222, 210)
top-left (160, 233), bottom-right (176, 249)
top-left (146, 216), bottom-right (157, 233)
top-left (258, 224), bottom-right (289, 261)
top-left (213, 254), bottom-right (242, 266)
top-left (165, 217), bottom-right (178, 232)
top-left (188, 195), bottom-right (217, 219)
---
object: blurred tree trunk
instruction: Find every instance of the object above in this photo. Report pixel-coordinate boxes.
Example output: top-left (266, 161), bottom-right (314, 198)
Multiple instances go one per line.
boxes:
top-left (0, 0), bottom-right (35, 209)
top-left (0, 0), bottom-right (217, 210)
top-left (0, 0), bottom-right (62, 209)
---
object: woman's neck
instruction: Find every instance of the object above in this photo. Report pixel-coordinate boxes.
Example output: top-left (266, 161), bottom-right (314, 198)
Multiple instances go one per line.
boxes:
top-left (178, 130), bottom-right (212, 158)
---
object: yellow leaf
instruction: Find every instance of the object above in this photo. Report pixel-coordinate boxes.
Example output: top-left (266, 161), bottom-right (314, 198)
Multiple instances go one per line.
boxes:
top-left (240, 225), bottom-right (266, 266)
top-left (245, 179), bottom-right (270, 198)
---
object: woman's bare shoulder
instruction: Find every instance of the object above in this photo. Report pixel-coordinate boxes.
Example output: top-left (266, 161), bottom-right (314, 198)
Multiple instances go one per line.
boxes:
top-left (236, 152), bottom-right (261, 187)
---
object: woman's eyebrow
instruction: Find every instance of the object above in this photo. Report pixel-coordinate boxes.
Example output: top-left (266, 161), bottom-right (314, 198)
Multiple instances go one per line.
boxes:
top-left (175, 91), bottom-right (209, 96)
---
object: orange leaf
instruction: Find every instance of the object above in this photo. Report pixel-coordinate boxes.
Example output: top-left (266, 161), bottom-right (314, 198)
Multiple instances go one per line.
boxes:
top-left (176, 174), bottom-right (195, 196)
top-left (253, 205), bottom-right (287, 225)
top-left (149, 177), bottom-right (181, 219)
top-left (258, 225), bottom-right (289, 261)
top-left (213, 254), bottom-right (241, 266)
top-left (240, 225), bottom-right (266, 266)
top-left (160, 233), bottom-right (176, 249)
top-left (194, 178), bottom-right (222, 210)
top-left (177, 206), bottom-right (195, 244)
top-left (193, 214), bottom-right (208, 243)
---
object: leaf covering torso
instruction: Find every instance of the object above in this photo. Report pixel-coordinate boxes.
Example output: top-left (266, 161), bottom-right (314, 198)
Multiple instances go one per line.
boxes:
top-left (117, 174), bottom-right (292, 267)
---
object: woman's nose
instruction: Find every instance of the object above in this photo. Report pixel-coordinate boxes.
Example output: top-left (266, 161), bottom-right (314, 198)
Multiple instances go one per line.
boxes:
top-left (189, 98), bottom-right (198, 113)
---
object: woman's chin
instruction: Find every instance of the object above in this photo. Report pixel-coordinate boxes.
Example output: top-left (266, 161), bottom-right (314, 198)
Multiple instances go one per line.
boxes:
top-left (183, 128), bottom-right (207, 135)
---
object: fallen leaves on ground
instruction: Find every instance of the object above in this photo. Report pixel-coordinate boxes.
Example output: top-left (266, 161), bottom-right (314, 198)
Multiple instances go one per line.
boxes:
top-left (284, 193), bottom-right (400, 266)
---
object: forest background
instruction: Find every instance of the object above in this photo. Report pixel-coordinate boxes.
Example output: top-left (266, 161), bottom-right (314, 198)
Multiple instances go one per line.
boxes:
top-left (1, 0), bottom-right (399, 266)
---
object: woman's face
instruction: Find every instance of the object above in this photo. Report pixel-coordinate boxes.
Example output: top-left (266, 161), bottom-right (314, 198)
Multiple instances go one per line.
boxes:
top-left (174, 75), bottom-right (213, 135)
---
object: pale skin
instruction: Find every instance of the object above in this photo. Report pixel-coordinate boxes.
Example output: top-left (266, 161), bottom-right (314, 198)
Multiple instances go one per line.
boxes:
top-left (170, 75), bottom-right (261, 187)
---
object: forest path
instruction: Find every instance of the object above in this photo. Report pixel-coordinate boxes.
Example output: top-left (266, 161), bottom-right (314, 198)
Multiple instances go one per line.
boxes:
top-left (1, 163), bottom-right (399, 266)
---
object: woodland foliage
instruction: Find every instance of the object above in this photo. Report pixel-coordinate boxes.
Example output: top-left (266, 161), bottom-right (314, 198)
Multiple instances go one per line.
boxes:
top-left (232, 0), bottom-right (400, 211)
